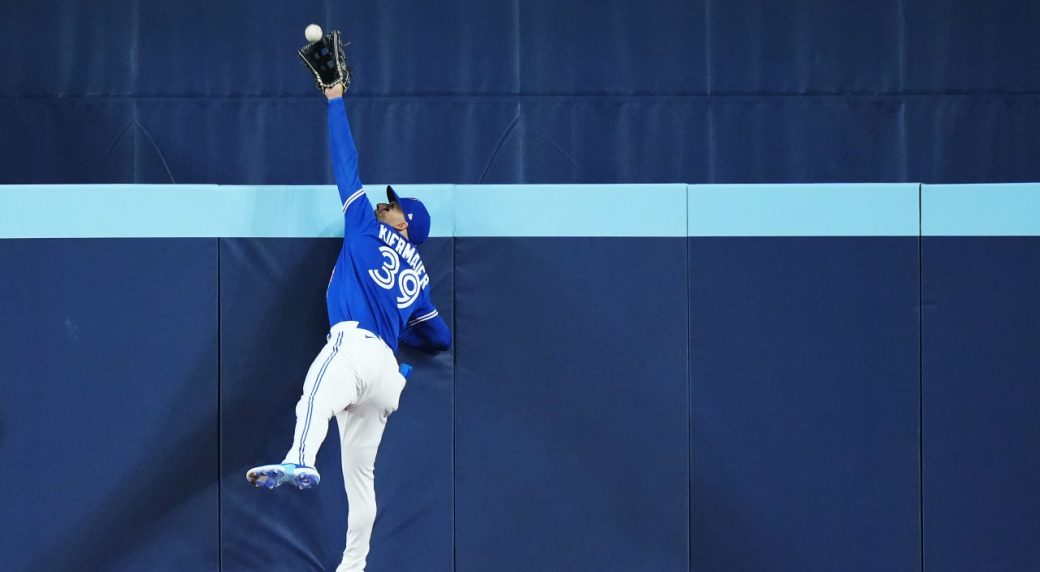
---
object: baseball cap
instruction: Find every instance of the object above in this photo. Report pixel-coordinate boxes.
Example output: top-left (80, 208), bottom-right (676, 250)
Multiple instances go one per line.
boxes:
top-left (386, 185), bottom-right (431, 244)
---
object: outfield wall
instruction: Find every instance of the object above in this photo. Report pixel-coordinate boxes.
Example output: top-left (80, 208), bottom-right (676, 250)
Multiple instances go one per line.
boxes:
top-left (1, 184), bottom-right (1037, 571)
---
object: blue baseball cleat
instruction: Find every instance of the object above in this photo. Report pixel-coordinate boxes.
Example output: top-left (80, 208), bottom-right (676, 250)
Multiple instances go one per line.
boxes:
top-left (246, 463), bottom-right (321, 490)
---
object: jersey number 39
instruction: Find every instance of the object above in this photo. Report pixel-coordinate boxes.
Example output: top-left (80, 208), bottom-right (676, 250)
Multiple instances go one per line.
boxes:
top-left (369, 246), bottom-right (422, 309)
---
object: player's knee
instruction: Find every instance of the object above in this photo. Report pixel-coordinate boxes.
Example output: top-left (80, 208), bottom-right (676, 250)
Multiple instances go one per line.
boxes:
top-left (294, 397), bottom-right (310, 417)
top-left (342, 446), bottom-right (377, 469)
top-left (294, 396), bottom-right (335, 421)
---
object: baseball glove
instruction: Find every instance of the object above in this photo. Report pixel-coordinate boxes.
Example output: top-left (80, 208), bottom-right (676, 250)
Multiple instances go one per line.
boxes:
top-left (298, 29), bottom-right (353, 92)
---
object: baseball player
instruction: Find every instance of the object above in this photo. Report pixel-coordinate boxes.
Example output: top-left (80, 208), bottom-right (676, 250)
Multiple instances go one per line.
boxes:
top-left (246, 77), bottom-right (451, 572)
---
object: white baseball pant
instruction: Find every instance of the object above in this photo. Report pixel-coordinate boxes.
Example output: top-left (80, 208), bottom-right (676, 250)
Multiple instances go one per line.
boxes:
top-left (282, 320), bottom-right (406, 572)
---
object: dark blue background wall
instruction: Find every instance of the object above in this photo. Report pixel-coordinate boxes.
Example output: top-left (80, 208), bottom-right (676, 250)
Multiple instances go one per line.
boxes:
top-left (3, 1), bottom-right (1040, 184)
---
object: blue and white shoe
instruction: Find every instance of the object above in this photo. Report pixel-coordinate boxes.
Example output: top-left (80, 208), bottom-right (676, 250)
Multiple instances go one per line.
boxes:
top-left (246, 463), bottom-right (321, 490)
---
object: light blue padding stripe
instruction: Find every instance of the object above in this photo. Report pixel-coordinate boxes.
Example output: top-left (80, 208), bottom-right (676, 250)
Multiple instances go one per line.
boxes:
top-left (454, 184), bottom-right (687, 237)
top-left (923, 184), bottom-right (1040, 236)
top-left (219, 185), bottom-right (344, 237)
top-left (0, 184), bottom-right (455, 238)
top-left (689, 184), bottom-right (920, 237)
top-left (6, 183), bottom-right (1040, 238)
top-left (1, 185), bottom-right (222, 238)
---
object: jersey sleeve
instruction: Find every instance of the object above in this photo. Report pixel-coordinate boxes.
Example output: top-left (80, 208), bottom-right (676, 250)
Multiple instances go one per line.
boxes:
top-left (400, 300), bottom-right (451, 353)
top-left (328, 97), bottom-right (376, 235)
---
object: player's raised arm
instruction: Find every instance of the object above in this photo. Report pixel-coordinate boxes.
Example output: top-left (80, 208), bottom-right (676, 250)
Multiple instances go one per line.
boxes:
top-left (326, 85), bottom-right (375, 233)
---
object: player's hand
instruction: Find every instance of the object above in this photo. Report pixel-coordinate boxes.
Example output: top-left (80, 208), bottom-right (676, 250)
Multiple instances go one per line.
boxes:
top-left (325, 82), bottom-right (345, 100)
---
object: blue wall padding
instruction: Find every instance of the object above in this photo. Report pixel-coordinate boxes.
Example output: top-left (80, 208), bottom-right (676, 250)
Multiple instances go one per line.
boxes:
top-left (0, 239), bottom-right (218, 571)
top-left (5, 183), bottom-right (1040, 571)
top-left (453, 238), bottom-right (691, 571)
top-left (922, 237), bottom-right (1040, 571)
top-left (218, 238), bottom-right (345, 571)
top-left (217, 238), bottom-right (454, 572)
top-left (689, 237), bottom-right (921, 571)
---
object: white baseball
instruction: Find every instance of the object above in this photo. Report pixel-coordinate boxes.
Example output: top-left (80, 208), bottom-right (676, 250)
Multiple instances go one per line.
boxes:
top-left (305, 24), bottom-right (323, 43)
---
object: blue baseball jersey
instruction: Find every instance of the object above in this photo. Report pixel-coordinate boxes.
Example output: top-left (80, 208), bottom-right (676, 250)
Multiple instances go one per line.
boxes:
top-left (325, 98), bottom-right (448, 352)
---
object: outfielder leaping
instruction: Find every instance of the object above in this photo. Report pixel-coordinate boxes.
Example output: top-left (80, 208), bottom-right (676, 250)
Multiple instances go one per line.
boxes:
top-left (247, 32), bottom-right (451, 572)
